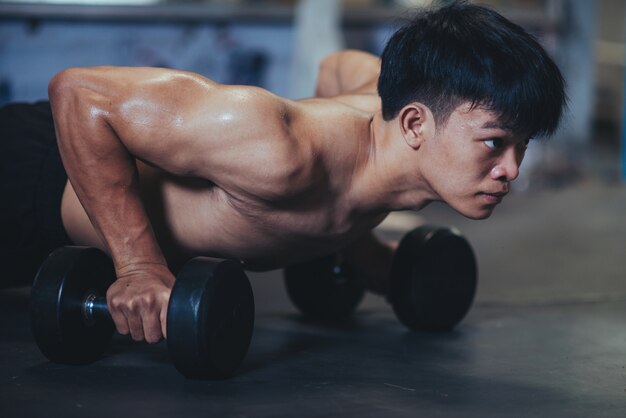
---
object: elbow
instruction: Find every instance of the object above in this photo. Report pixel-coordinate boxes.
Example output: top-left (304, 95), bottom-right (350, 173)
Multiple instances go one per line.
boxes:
top-left (48, 68), bottom-right (80, 106)
top-left (48, 68), bottom-right (110, 124)
top-left (319, 51), bottom-right (339, 71)
top-left (316, 54), bottom-right (341, 98)
top-left (48, 68), bottom-right (113, 147)
top-left (48, 70), bottom-right (81, 143)
top-left (48, 69), bottom-right (93, 127)
top-left (48, 69), bottom-right (89, 140)
top-left (48, 68), bottom-right (104, 113)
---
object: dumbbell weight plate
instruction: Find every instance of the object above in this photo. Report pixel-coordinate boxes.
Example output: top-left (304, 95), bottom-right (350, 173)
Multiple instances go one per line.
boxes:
top-left (284, 254), bottom-right (365, 321)
top-left (30, 246), bottom-right (116, 364)
top-left (167, 258), bottom-right (254, 380)
top-left (389, 226), bottom-right (477, 332)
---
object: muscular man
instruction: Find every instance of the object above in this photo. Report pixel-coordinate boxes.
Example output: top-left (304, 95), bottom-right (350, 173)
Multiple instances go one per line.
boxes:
top-left (0, 3), bottom-right (565, 344)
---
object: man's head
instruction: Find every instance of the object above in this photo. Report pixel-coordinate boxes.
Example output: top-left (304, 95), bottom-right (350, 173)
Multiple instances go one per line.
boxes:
top-left (378, 1), bottom-right (565, 136)
top-left (377, 1), bottom-right (566, 219)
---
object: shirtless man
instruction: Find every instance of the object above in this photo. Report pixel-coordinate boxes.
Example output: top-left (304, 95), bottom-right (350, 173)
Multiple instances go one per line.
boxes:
top-left (0, 3), bottom-right (565, 344)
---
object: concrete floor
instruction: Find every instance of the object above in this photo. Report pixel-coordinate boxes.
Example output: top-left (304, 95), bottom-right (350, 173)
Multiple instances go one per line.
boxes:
top-left (1, 155), bottom-right (626, 417)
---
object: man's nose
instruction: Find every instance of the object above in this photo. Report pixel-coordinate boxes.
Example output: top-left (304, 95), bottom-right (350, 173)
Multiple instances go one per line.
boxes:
top-left (490, 149), bottom-right (520, 182)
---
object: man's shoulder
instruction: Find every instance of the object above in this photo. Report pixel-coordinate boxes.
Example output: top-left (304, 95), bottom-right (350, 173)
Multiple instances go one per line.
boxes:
top-left (217, 85), bottom-right (289, 111)
top-left (211, 85), bottom-right (293, 134)
top-left (329, 93), bottom-right (380, 115)
top-left (294, 94), bottom-right (379, 117)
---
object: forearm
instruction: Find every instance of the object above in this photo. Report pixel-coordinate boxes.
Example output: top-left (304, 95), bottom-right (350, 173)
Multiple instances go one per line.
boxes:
top-left (315, 49), bottom-right (381, 98)
top-left (342, 232), bottom-right (395, 295)
top-left (49, 72), bottom-right (166, 274)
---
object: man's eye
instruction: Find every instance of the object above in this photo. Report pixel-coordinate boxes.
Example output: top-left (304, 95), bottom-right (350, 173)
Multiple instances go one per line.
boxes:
top-left (484, 138), bottom-right (504, 150)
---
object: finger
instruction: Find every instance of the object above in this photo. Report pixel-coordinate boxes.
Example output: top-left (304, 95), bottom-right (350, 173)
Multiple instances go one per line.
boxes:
top-left (111, 313), bottom-right (130, 336)
top-left (160, 303), bottom-right (168, 340)
top-left (142, 309), bottom-right (163, 344)
top-left (160, 289), bottom-right (171, 340)
top-left (124, 305), bottom-right (145, 342)
top-left (108, 299), bottom-right (130, 336)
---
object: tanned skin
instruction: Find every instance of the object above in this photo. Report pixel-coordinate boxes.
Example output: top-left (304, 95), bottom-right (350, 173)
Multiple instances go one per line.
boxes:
top-left (50, 50), bottom-right (527, 343)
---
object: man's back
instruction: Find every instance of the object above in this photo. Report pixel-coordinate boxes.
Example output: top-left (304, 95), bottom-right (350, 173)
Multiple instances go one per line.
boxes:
top-left (59, 84), bottom-right (385, 272)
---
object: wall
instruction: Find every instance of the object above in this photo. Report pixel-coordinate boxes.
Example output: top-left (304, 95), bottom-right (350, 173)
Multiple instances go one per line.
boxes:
top-left (0, 18), bottom-right (394, 104)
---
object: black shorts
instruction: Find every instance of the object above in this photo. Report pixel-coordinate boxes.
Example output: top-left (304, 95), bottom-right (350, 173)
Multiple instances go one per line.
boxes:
top-left (0, 101), bottom-right (73, 288)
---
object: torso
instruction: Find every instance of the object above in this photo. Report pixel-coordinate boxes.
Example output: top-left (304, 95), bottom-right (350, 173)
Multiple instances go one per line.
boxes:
top-left (60, 94), bottom-right (386, 272)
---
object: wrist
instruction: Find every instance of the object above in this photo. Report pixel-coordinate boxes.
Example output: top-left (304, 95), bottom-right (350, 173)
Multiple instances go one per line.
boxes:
top-left (107, 231), bottom-right (167, 273)
top-left (115, 261), bottom-right (175, 288)
top-left (116, 260), bottom-right (169, 275)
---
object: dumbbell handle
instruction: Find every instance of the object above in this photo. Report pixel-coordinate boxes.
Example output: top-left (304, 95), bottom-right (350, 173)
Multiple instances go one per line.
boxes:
top-left (83, 294), bottom-right (112, 324)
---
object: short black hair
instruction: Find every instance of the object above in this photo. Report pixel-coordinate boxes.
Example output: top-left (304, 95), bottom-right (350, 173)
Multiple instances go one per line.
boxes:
top-left (378, 1), bottom-right (566, 138)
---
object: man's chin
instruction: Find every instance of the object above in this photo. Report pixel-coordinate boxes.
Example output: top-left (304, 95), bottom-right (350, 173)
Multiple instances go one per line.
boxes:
top-left (469, 211), bottom-right (493, 220)
top-left (454, 205), bottom-right (496, 220)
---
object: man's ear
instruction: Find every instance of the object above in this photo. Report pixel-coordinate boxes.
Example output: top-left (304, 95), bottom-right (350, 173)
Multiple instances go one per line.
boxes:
top-left (398, 103), bottom-right (435, 149)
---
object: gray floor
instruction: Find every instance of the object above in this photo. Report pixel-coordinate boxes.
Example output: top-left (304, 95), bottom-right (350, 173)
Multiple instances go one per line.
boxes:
top-left (2, 148), bottom-right (626, 417)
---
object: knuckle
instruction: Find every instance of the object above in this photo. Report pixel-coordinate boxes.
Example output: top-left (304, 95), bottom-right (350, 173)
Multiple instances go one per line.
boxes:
top-left (128, 299), bottom-right (143, 314)
top-left (126, 294), bottom-right (157, 313)
top-left (108, 296), bottom-right (123, 311)
top-left (139, 294), bottom-right (156, 310)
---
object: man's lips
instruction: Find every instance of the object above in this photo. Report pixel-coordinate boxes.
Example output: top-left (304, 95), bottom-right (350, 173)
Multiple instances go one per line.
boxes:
top-left (479, 191), bottom-right (508, 204)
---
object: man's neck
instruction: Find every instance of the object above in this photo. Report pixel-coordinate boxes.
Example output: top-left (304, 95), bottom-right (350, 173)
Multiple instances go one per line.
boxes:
top-left (346, 112), bottom-right (437, 214)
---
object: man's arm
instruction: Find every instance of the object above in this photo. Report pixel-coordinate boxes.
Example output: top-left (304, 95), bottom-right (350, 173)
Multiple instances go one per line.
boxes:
top-left (315, 49), bottom-right (381, 98)
top-left (342, 231), bottom-right (396, 295)
top-left (49, 66), bottom-right (291, 342)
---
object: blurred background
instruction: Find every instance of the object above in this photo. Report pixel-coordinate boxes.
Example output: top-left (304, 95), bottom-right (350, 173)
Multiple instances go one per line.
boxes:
top-left (0, 0), bottom-right (625, 310)
top-left (0, 0), bottom-right (623, 182)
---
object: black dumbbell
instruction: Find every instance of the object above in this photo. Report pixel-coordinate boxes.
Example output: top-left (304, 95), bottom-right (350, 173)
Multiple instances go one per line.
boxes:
top-left (283, 253), bottom-right (365, 321)
top-left (30, 246), bottom-right (255, 379)
top-left (283, 225), bottom-right (477, 332)
top-left (388, 225), bottom-right (477, 332)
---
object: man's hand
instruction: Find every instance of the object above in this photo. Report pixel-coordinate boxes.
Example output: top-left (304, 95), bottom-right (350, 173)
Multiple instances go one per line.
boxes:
top-left (106, 263), bottom-right (176, 344)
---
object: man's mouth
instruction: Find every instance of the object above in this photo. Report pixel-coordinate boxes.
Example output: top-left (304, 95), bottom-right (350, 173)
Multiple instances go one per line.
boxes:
top-left (479, 191), bottom-right (508, 204)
